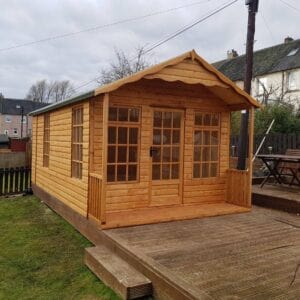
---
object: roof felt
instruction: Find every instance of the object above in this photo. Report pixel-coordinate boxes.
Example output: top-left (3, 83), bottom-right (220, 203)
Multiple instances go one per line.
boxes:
top-left (0, 98), bottom-right (49, 115)
top-left (213, 39), bottom-right (300, 81)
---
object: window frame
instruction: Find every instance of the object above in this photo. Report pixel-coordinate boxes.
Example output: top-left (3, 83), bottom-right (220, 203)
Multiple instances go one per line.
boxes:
top-left (192, 111), bottom-right (220, 179)
top-left (43, 113), bottom-right (50, 167)
top-left (151, 109), bottom-right (183, 181)
top-left (107, 105), bottom-right (141, 184)
top-left (286, 70), bottom-right (298, 91)
top-left (5, 115), bottom-right (12, 123)
top-left (71, 106), bottom-right (84, 179)
top-left (257, 77), bottom-right (268, 96)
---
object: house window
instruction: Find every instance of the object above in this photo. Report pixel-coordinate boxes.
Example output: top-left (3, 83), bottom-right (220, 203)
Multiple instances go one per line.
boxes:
top-left (257, 77), bottom-right (268, 95)
top-left (13, 128), bottom-right (18, 135)
top-left (107, 106), bottom-right (140, 182)
top-left (21, 116), bottom-right (27, 124)
top-left (43, 113), bottom-right (50, 167)
top-left (5, 115), bottom-right (11, 123)
top-left (193, 112), bottom-right (220, 178)
top-left (71, 106), bottom-right (83, 179)
top-left (287, 71), bottom-right (298, 91)
top-left (4, 130), bottom-right (9, 135)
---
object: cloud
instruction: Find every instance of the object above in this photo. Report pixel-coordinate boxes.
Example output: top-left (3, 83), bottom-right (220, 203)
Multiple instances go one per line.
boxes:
top-left (0, 0), bottom-right (298, 98)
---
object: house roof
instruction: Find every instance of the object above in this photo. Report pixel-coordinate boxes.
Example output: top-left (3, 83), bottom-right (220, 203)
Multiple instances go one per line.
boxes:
top-left (213, 38), bottom-right (300, 81)
top-left (0, 98), bottom-right (49, 115)
top-left (30, 49), bottom-right (261, 116)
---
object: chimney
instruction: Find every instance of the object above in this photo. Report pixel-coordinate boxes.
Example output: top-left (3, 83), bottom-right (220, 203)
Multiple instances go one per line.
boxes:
top-left (284, 36), bottom-right (294, 43)
top-left (227, 49), bottom-right (239, 59)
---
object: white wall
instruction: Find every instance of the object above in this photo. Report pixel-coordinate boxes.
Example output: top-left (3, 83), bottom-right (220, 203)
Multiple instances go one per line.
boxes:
top-left (235, 68), bottom-right (300, 108)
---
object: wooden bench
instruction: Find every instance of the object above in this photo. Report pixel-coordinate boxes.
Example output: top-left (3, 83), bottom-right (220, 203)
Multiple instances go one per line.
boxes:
top-left (278, 149), bottom-right (300, 185)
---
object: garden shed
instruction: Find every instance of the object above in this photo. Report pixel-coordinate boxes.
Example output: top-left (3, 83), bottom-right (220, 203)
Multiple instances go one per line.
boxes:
top-left (31, 50), bottom-right (261, 229)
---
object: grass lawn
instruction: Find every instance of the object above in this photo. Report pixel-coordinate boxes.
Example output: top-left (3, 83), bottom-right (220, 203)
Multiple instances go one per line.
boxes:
top-left (0, 195), bottom-right (120, 300)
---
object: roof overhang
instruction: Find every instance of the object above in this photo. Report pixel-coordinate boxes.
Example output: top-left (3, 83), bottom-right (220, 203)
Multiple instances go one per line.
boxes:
top-left (30, 49), bottom-right (262, 116)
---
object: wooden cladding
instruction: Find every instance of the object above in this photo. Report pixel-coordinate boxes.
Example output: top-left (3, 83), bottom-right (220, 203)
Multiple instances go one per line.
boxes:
top-left (107, 106), bottom-right (140, 182)
top-left (71, 106), bottom-right (83, 179)
top-left (193, 112), bottom-right (220, 178)
top-left (226, 169), bottom-right (250, 207)
top-left (88, 173), bottom-right (102, 220)
top-left (43, 113), bottom-right (50, 167)
top-left (151, 110), bottom-right (182, 180)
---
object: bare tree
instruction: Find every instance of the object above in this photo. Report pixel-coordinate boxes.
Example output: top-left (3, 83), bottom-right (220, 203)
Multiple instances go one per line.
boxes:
top-left (26, 80), bottom-right (74, 103)
top-left (26, 80), bottom-right (48, 102)
top-left (50, 81), bottom-right (75, 102)
top-left (257, 79), bottom-right (296, 108)
top-left (98, 46), bottom-right (151, 85)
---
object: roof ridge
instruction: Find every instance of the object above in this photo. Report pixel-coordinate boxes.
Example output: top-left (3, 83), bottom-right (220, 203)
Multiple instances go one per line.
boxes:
top-left (214, 38), bottom-right (300, 65)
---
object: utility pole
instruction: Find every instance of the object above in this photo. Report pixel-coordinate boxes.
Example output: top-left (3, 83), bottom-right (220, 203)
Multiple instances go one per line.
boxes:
top-left (20, 106), bottom-right (24, 138)
top-left (237, 0), bottom-right (259, 170)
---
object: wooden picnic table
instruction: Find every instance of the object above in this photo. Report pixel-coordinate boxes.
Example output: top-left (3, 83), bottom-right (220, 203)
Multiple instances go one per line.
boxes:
top-left (257, 154), bottom-right (300, 188)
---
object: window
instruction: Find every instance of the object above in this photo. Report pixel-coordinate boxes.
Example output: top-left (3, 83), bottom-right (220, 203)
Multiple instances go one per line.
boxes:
top-left (257, 77), bottom-right (268, 95)
top-left (21, 116), bottom-right (27, 124)
top-left (151, 111), bottom-right (182, 180)
top-left (5, 115), bottom-right (11, 123)
top-left (13, 128), bottom-right (18, 135)
top-left (287, 71), bottom-right (298, 91)
top-left (4, 130), bottom-right (9, 135)
top-left (43, 113), bottom-right (50, 167)
top-left (107, 106), bottom-right (140, 182)
top-left (71, 106), bottom-right (83, 179)
top-left (193, 112), bottom-right (220, 178)
top-left (287, 48), bottom-right (299, 56)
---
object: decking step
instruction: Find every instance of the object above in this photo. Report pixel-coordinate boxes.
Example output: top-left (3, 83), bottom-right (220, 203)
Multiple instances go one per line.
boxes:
top-left (84, 246), bottom-right (152, 299)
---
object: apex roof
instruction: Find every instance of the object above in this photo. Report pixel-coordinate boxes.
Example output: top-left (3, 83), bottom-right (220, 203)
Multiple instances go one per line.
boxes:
top-left (0, 98), bottom-right (49, 115)
top-left (31, 49), bottom-right (261, 116)
top-left (213, 38), bottom-right (300, 81)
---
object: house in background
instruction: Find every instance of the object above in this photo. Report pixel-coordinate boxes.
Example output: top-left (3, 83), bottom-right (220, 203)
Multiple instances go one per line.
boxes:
top-left (214, 37), bottom-right (300, 107)
top-left (0, 98), bottom-right (48, 138)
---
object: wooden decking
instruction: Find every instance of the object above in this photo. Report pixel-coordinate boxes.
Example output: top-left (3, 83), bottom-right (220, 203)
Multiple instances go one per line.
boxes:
top-left (253, 184), bottom-right (300, 213)
top-left (104, 206), bottom-right (300, 299)
top-left (103, 203), bottom-right (250, 229)
top-left (33, 184), bottom-right (300, 299)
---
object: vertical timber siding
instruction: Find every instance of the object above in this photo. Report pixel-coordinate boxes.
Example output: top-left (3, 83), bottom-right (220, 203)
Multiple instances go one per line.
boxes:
top-left (90, 96), bottom-right (103, 173)
top-left (33, 102), bottom-right (89, 216)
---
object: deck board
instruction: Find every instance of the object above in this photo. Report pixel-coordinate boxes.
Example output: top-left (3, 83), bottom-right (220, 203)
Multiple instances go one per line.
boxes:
top-left (103, 203), bottom-right (250, 229)
top-left (253, 184), bottom-right (300, 213)
top-left (105, 207), bottom-right (300, 299)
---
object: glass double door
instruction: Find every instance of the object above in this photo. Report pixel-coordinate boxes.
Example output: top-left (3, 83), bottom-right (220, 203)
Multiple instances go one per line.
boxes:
top-left (150, 109), bottom-right (183, 206)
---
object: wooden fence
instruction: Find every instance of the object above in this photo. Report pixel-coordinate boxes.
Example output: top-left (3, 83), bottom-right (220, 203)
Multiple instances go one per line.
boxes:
top-left (0, 167), bottom-right (31, 196)
top-left (231, 133), bottom-right (300, 156)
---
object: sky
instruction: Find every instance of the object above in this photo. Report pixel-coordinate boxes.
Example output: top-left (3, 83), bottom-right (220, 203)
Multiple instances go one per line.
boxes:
top-left (0, 0), bottom-right (299, 99)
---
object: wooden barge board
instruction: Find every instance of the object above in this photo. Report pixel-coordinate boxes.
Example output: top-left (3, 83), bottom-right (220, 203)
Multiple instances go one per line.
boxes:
top-left (105, 206), bottom-right (300, 299)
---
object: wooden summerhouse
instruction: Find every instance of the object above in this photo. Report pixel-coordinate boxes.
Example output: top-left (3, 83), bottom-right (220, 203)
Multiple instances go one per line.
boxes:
top-left (31, 50), bottom-right (261, 229)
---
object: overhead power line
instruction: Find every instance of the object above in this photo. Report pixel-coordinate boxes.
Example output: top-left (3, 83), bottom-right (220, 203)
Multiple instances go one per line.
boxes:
top-left (259, 11), bottom-right (275, 43)
top-left (72, 0), bottom-right (238, 93)
top-left (278, 0), bottom-right (300, 13)
top-left (0, 0), bottom-right (213, 52)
